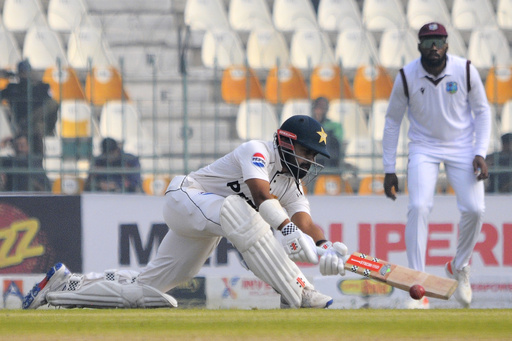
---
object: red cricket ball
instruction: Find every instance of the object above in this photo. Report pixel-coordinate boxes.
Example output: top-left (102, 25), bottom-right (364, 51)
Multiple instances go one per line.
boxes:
top-left (409, 284), bottom-right (426, 300)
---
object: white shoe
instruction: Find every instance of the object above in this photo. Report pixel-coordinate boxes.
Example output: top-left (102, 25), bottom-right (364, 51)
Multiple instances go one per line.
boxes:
top-left (22, 263), bottom-right (71, 309)
top-left (445, 260), bottom-right (472, 308)
top-left (280, 287), bottom-right (333, 309)
top-left (406, 296), bottom-right (430, 309)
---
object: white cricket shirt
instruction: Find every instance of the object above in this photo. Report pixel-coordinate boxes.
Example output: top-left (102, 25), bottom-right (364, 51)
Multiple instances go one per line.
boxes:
top-left (187, 140), bottom-right (310, 217)
top-left (383, 54), bottom-right (491, 173)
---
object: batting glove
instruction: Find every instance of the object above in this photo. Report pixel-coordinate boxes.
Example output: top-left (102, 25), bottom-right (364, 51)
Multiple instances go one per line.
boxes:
top-left (280, 222), bottom-right (319, 264)
top-left (316, 241), bottom-right (349, 276)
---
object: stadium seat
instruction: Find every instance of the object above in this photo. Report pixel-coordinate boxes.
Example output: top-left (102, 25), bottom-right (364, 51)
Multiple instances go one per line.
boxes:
top-left (201, 29), bottom-right (245, 69)
top-left (379, 28), bottom-right (420, 70)
top-left (406, 0), bottom-right (451, 31)
top-left (265, 65), bottom-right (309, 104)
top-left (445, 25), bottom-right (468, 58)
top-left (85, 66), bottom-right (130, 106)
top-left (361, 0), bottom-right (406, 33)
top-left (326, 99), bottom-right (369, 141)
top-left (48, 0), bottom-right (89, 32)
top-left (353, 65), bottom-right (394, 106)
top-left (0, 106), bottom-right (14, 143)
top-left (335, 27), bottom-right (380, 72)
top-left (100, 100), bottom-right (153, 156)
top-left (290, 28), bottom-right (335, 70)
top-left (497, 0), bottom-right (512, 31)
top-left (310, 64), bottom-right (353, 101)
top-left (345, 136), bottom-right (383, 173)
top-left (317, 0), bottom-right (362, 32)
top-left (85, 0), bottom-right (172, 13)
top-left (485, 66), bottom-right (512, 105)
top-left (313, 174), bottom-right (354, 195)
top-left (42, 66), bottom-right (86, 101)
top-left (58, 99), bottom-right (95, 138)
top-left (67, 25), bottom-right (115, 69)
top-left (246, 27), bottom-right (290, 70)
top-left (229, 0), bottom-right (273, 31)
top-left (236, 99), bottom-right (278, 140)
top-left (280, 99), bottom-right (312, 124)
top-left (357, 174), bottom-right (385, 195)
top-left (452, 0), bottom-right (497, 34)
top-left (22, 24), bottom-right (68, 70)
top-left (184, 0), bottom-right (230, 31)
top-left (272, 0), bottom-right (318, 32)
top-left (142, 175), bottom-right (171, 195)
top-left (52, 175), bottom-right (85, 194)
top-left (0, 25), bottom-right (22, 70)
top-left (467, 26), bottom-right (510, 70)
top-left (2, 0), bottom-right (46, 32)
top-left (501, 100), bottom-right (512, 133)
top-left (487, 106), bottom-right (502, 154)
top-left (221, 65), bottom-right (265, 104)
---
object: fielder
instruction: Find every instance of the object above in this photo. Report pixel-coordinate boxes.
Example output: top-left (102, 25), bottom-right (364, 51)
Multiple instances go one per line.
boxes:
top-left (383, 22), bottom-right (491, 309)
top-left (23, 115), bottom-right (348, 309)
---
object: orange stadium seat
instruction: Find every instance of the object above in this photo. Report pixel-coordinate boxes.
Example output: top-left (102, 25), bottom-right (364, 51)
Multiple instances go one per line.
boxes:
top-left (358, 174), bottom-right (385, 195)
top-left (310, 64), bottom-right (353, 101)
top-left (221, 65), bottom-right (265, 104)
top-left (265, 65), bottom-right (308, 104)
top-left (313, 174), bottom-right (353, 195)
top-left (52, 175), bottom-right (85, 194)
top-left (85, 66), bottom-right (130, 106)
top-left (142, 175), bottom-right (171, 195)
top-left (43, 66), bottom-right (86, 101)
top-left (485, 66), bottom-right (512, 105)
top-left (353, 65), bottom-right (393, 106)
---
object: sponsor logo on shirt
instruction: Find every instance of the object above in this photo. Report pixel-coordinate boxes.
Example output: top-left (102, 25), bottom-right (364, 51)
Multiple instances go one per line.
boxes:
top-left (446, 82), bottom-right (458, 94)
top-left (252, 153), bottom-right (266, 167)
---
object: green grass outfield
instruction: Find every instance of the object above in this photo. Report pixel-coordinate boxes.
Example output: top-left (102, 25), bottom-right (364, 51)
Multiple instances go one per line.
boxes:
top-left (0, 309), bottom-right (511, 341)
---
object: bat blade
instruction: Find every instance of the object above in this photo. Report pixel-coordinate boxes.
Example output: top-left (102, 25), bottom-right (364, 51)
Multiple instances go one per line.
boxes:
top-left (345, 252), bottom-right (458, 300)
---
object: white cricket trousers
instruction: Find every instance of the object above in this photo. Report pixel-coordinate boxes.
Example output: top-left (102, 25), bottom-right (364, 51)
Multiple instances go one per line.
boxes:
top-left (406, 149), bottom-right (485, 272)
top-left (137, 176), bottom-right (227, 292)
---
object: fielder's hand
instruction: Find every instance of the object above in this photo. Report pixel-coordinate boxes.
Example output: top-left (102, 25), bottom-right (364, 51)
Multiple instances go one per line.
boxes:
top-left (316, 241), bottom-right (348, 276)
top-left (473, 155), bottom-right (488, 181)
top-left (384, 173), bottom-right (399, 201)
top-left (281, 222), bottom-right (319, 264)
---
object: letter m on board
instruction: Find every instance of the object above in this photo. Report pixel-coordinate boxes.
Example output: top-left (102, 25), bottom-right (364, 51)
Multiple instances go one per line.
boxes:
top-left (119, 224), bottom-right (168, 265)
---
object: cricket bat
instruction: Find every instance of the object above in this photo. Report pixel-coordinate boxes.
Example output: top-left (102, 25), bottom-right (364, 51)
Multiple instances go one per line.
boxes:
top-left (345, 252), bottom-right (458, 300)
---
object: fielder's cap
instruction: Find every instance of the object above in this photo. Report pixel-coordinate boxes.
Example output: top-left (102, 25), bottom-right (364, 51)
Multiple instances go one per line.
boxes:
top-left (418, 22), bottom-right (448, 39)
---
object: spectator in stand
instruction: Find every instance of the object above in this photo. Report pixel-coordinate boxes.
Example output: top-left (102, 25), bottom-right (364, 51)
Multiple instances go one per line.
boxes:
top-left (486, 133), bottom-right (512, 193)
top-left (0, 60), bottom-right (59, 155)
top-left (0, 133), bottom-right (51, 192)
top-left (86, 137), bottom-right (142, 193)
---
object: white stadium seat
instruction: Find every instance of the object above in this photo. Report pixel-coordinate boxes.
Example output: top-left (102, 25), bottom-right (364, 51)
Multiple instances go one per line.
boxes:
top-left (327, 99), bottom-right (369, 141)
top-left (23, 24), bottom-right (68, 69)
top-left (201, 28), bottom-right (245, 69)
top-left (290, 28), bottom-right (335, 70)
top-left (317, 0), bottom-right (362, 32)
top-left (335, 27), bottom-right (380, 71)
top-left (85, 0), bottom-right (172, 13)
top-left (501, 100), bottom-right (512, 134)
top-left (497, 0), bottom-right (512, 31)
top-left (406, 0), bottom-right (451, 31)
top-left (236, 99), bottom-right (278, 140)
top-left (452, 0), bottom-right (497, 34)
top-left (2, 0), bottom-right (46, 32)
top-left (67, 25), bottom-right (115, 69)
top-left (0, 25), bottom-right (22, 70)
top-left (246, 27), bottom-right (290, 69)
top-left (280, 99), bottom-right (312, 124)
top-left (48, 0), bottom-right (89, 32)
top-left (379, 27), bottom-right (419, 70)
top-left (362, 0), bottom-right (407, 33)
top-left (229, 0), bottom-right (273, 32)
top-left (272, 0), bottom-right (318, 32)
top-left (445, 25), bottom-right (468, 58)
top-left (467, 25), bottom-right (510, 70)
top-left (185, 0), bottom-right (230, 31)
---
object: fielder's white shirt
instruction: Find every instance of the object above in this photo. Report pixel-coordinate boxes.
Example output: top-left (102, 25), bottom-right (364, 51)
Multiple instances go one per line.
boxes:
top-left (383, 54), bottom-right (491, 173)
top-left (187, 140), bottom-right (310, 217)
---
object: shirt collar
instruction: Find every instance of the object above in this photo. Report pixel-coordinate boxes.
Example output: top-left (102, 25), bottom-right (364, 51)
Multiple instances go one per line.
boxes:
top-left (418, 54), bottom-right (452, 79)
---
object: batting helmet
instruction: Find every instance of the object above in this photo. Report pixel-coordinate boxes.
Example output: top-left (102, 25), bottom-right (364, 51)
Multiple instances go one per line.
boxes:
top-left (278, 115), bottom-right (330, 159)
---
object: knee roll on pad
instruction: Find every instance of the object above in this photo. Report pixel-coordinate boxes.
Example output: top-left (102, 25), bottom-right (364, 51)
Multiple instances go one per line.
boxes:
top-left (220, 195), bottom-right (310, 308)
top-left (46, 271), bottom-right (177, 309)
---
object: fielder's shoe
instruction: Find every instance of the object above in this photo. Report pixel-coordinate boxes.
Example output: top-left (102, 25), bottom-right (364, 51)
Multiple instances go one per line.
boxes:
top-left (445, 260), bottom-right (472, 308)
top-left (280, 288), bottom-right (333, 309)
top-left (22, 263), bottom-right (71, 309)
top-left (406, 296), bottom-right (430, 309)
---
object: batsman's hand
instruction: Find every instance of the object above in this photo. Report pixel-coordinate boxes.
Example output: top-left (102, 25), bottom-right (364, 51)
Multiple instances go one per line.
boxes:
top-left (281, 222), bottom-right (319, 264)
top-left (317, 241), bottom-right (349, 276)
top-left (384, 173), bottom-right (399, 201)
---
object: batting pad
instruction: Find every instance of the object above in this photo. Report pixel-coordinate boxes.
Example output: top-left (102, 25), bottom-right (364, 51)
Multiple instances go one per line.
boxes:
top-left (220, 195), bottom-right (310, 308)
top-left (46, 273), bottom-right (178, 309)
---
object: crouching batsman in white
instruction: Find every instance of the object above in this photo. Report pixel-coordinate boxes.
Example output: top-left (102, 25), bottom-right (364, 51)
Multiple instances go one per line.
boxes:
top-left (23, 115), bottom-right (348, 309)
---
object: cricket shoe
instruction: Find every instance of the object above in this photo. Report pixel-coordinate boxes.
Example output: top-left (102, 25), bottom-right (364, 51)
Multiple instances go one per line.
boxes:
top-left (280, 288), bottom-right (333, 309)
top-left (445, 260), bottom-right (471, 308)
top-left (22, 263), bottom-right (71, 309)
top-left (405, 296), bottom-right (430, 309)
